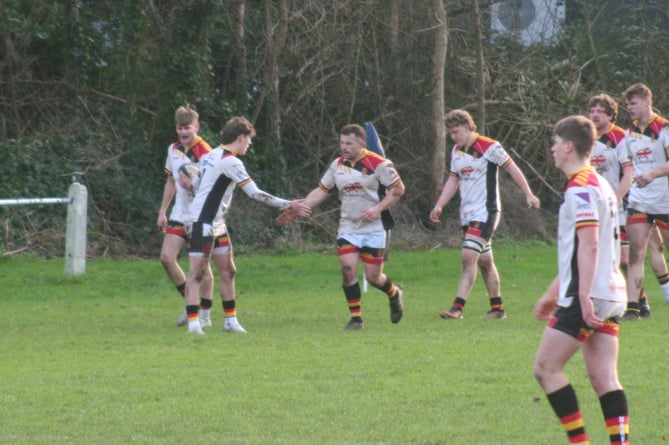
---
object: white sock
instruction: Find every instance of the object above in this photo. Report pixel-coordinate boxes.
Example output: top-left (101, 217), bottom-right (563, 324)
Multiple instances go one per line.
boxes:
top-left (199, 308), bottom-right (211, 319)
top-left (662, 282), bottom-right (669, 302)
top-left (225, 316), bottom-right (238, 325)
top-left (188, 319), bottom-right (200, 330)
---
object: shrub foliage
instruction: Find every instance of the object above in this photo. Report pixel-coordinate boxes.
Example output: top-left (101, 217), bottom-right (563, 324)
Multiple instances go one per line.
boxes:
top-left (1, 0), bottom-right (668, 257)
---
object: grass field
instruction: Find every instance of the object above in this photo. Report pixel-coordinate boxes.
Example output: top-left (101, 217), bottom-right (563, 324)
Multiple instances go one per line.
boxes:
top-left (1, 244), bottom-right (668, 444)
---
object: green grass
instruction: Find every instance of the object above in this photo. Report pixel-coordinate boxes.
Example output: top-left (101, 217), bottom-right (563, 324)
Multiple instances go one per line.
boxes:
top-left (1, 246), bottom-right (668, 444)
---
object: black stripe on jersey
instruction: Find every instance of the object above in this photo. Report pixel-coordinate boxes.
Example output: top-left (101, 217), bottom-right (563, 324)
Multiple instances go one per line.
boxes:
top-left (486, 161), bottom-right (500, 213)
top-left (197, 174), bottom-right (234, 223)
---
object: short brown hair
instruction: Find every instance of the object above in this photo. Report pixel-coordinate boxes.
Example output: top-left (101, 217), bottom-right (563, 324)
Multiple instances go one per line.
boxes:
top-left (175, 105), bottom-right (199, 126)
top-left (587, 94), bottom-right (618, 122)
top-left (554, 115), bottom-right (596, 159)
top-left (622, 83), bottom-right (652, 102)
top-left (220, 116), bottom-right (256, 144)
top-left (340, 124), bottom-right (366, 141)
top-left (444, 109), bottom-right (476, 132)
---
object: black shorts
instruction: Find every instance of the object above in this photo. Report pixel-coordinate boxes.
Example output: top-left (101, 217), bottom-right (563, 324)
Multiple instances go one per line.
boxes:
top-left (188, 222), bottom-right (214, 258)
top-left (461, 212), bottom-right (500, 242)
top-left (548, 297), bottom-right (621, 341)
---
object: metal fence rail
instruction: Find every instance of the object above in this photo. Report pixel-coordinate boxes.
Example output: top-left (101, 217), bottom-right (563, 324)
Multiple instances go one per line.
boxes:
top-left (1, 173), bottom-right (87, 275)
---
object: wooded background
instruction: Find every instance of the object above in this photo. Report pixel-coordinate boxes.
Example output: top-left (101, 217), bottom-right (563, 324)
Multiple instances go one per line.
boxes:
top-left (2, 0), bottom-right (668, 257)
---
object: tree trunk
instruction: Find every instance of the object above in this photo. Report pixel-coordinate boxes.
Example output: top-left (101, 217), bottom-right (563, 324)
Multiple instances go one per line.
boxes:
top-left (233, 0), bottom-right (248, 114)
top-left (429, 0), bottom-right (448, 205)
top-left (473, 0), bottom-right (486, 133)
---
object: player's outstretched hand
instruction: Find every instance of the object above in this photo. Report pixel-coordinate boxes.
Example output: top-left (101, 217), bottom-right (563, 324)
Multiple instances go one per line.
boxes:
top-left (276, 208), bottom-right (297, 226)
top-left (291, 199), bottom-right (312, 217)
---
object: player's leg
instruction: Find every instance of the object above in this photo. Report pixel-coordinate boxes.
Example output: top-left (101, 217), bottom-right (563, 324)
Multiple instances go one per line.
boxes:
top-left (198, 262), bottom-right (214, 327)
top-left (185, 222), bottom-right (213, 334)
top-left (361, 236), bottom-right (403, 324)
top-left (478, 247), bottom-right (506, 319)
top-left (211, 234), bottom-right (245, 333)
top-left (534, 308), bottom-right (589, 444)
top-left (623, 211), bottom-right (651, 320)
top-left (439, 243), bottom-right (480, 319)
top-left (337, 238), bottom-right (363, 330)
top-left (197, 234), bottom-right (227, 328)
top-left (650, 223), bottom-right (669, 304)
top-left (159, 224), bottom-right (188, 325)
top-left (441, 218), bottom-right (494, 319)
top-left (582, 323), bottom-right (629, 445)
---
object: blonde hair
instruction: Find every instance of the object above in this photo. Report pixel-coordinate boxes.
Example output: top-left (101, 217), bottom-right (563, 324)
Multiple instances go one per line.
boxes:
top-left (175, 105), bottom-right (199, 127)
top-left (622, 83), bottom-right (652, 102)
top-left (444, 109), bottom-right (476, 132)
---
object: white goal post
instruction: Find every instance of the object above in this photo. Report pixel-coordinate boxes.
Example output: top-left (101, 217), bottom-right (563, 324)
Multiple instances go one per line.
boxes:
top-left (0, 172), bottom-right (88, 275)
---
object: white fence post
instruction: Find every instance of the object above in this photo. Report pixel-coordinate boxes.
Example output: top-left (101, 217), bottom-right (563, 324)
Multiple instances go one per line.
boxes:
top-left (65, 172), bottom-right (87, 276)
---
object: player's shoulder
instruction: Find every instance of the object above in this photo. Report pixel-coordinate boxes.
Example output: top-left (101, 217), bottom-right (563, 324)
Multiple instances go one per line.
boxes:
top-left (566, 167), bottom-right (600, 190)
top-left (191, 137), bottom-right (213, 158)
top-left (472, 134), bottom-right (500, 153)
top-left (608, 125), bottom-right (626, 142)
top-left (651, 114), bottom-right (669, 130)
top-left (360, 150), bottom-right (389, 169)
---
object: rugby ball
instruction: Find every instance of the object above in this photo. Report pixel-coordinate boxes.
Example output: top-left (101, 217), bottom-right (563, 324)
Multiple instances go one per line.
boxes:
top-left (178, 163), bottom-right (200, 179)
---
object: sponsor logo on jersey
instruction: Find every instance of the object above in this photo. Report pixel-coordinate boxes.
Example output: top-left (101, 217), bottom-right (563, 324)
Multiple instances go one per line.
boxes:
top-left (591, 155), bottom-right (605, 166)
top-left (636, 148), bottom-right (652, 159)
top-left (344, 183), bottom-right (363, 192)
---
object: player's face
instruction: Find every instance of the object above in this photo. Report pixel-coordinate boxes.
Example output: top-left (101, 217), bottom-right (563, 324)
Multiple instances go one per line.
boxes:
top-left (339, 133), bottom-right (364, 162)
top-left (588, 104), bottom-right (612, 132)
top-left (176, 123), bottom-right (199, 146)
top-left (625, 95), bottom-right (650, 121)
top-left (238, 134), bottom-right (253, 155)
top-left (447, 125), bottom-right (473, 147)
top-left (550, 135), bottom-right (569, 171)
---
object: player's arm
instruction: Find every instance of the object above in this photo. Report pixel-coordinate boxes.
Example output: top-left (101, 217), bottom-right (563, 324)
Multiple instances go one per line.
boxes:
top-left (505, 160), bottom-right (540, 208)
top-left (634, 134), bottom-right (669, 186)
top-left (616, 164), bottom-right (633, 202)
top-left (534, 276), bottom-right (559, 320)
top-left (275, 186), bottom-right (330, 226)
top-left (239, 180), bottom-right (310, 216)
top-left (361, 180), bottom-right (405, 223)
top-left (157, 174), bottom-right (176, 230)
top-left (576, 224), bottom-right (603, 328)
top-left (430, 174), bottom-right (459, 223)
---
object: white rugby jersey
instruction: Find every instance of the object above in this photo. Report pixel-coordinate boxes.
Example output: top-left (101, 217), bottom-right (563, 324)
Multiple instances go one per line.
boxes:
top-left (318, 149), bottom-right (402, 234)
top-left (448, 134), bottom-right (510, 224)
top-left (163, 137), bottom-right (212, 223)
top-left (622, 114), bottom-right (669, 213)
top-left (591, 124), bottom-right (629, 192)
top-left (188, 146), bottom-right (291, 235)
top-left (591, 124), bottom-right (630, 224)
top-left (557, 167), bottom-right (626, 306)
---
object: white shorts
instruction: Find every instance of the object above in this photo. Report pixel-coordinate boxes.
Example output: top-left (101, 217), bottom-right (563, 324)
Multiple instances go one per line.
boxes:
top-left (337, 230), bottom-right (387, 249)
top-left (593, 299), bottom-right (626, 320)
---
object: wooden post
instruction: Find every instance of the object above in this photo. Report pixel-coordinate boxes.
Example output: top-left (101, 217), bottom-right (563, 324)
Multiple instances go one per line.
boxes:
top-left (65, 172), bottom-right (87, 275)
